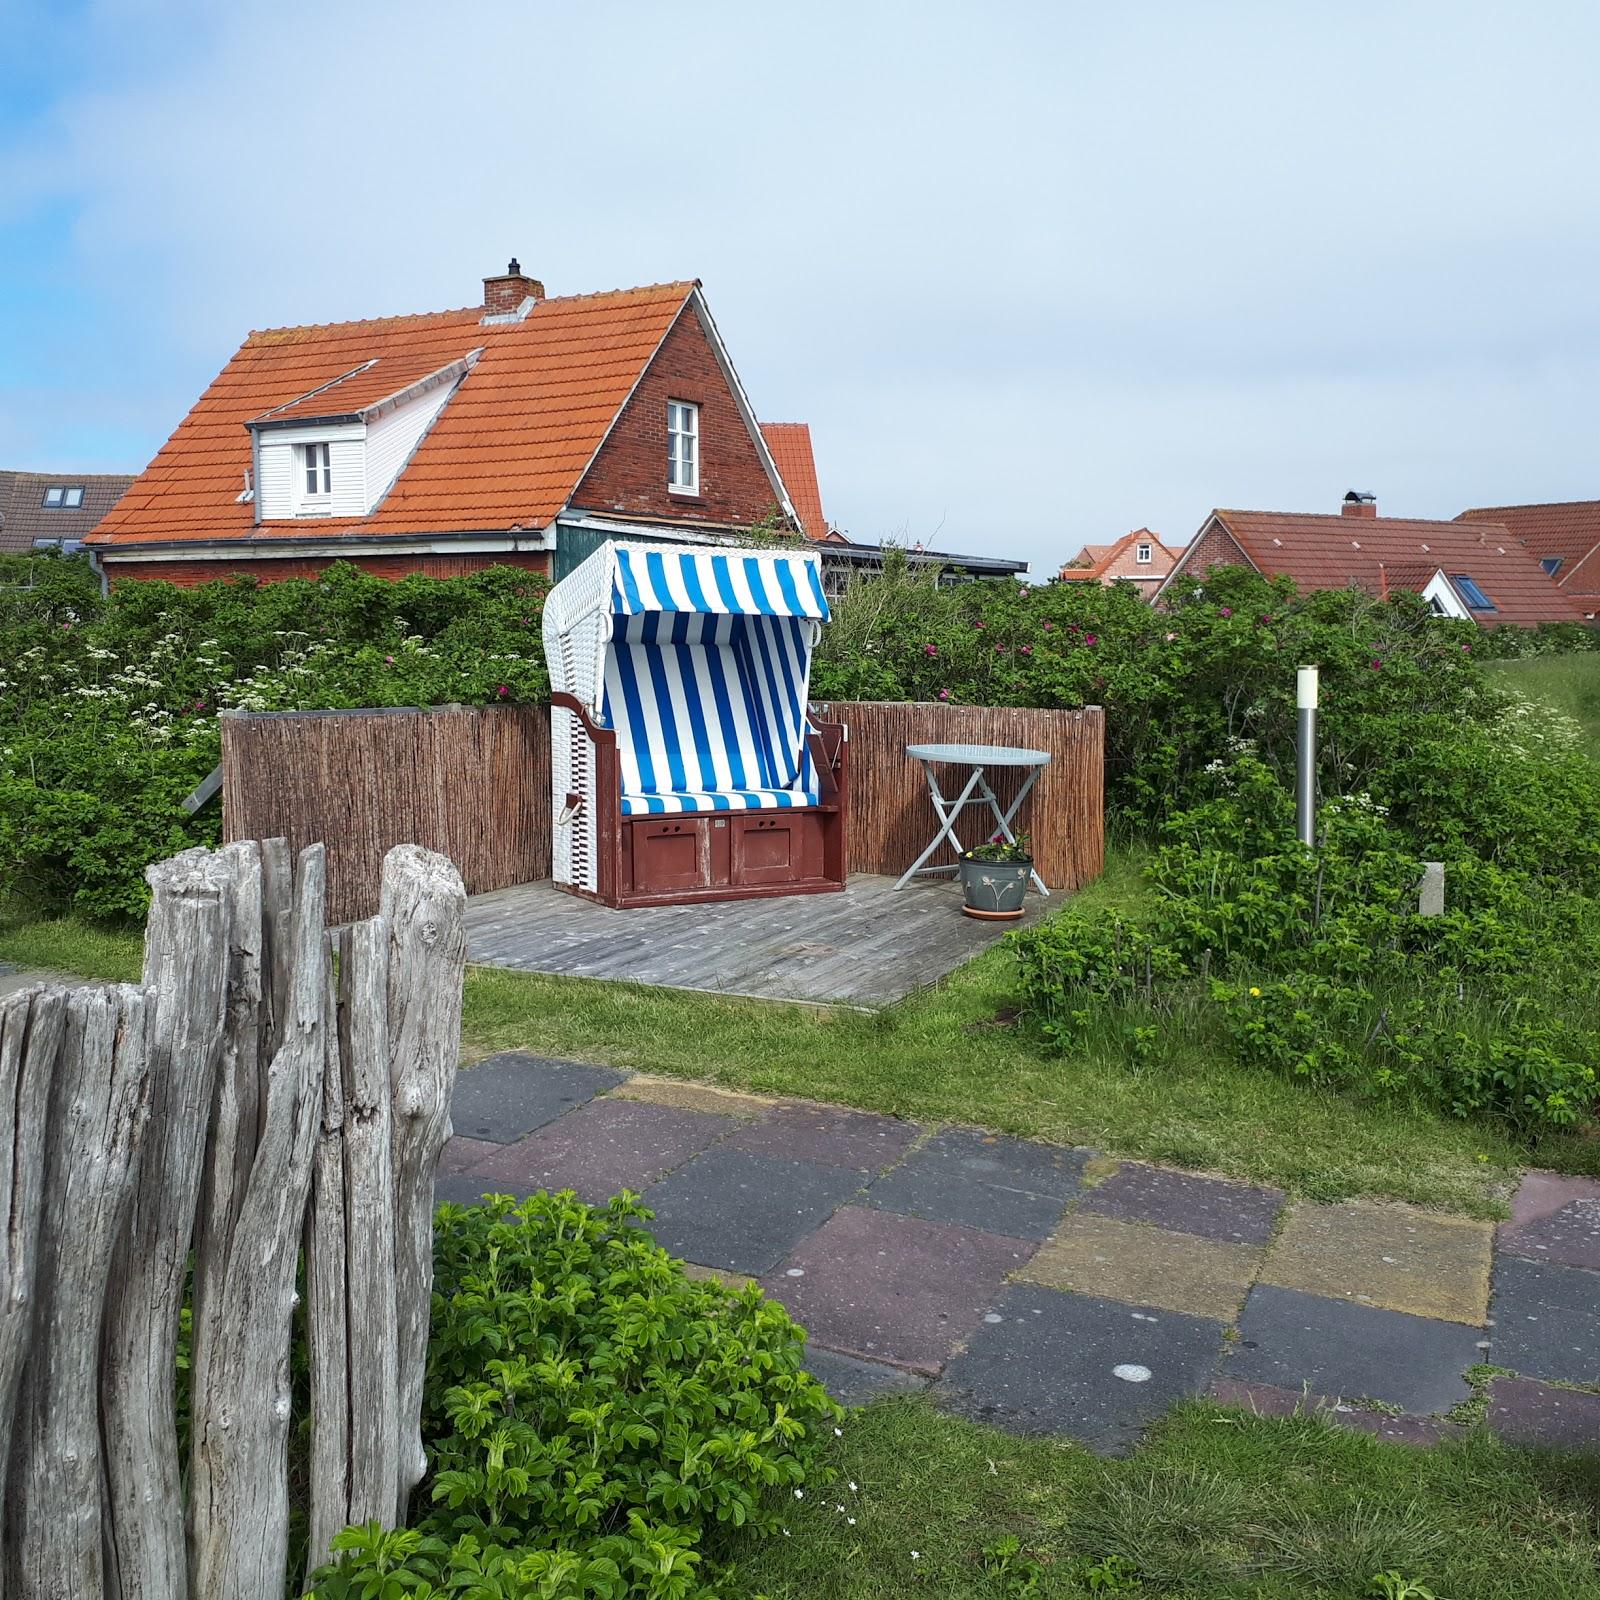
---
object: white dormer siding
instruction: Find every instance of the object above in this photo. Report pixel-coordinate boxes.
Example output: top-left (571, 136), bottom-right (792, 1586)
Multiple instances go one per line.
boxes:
top-left (251, 357), bottom-right (473, 522)
top-left (256, 425), bottom-right (367, 519)
top-left (363, 377), bottom-right (460, 508)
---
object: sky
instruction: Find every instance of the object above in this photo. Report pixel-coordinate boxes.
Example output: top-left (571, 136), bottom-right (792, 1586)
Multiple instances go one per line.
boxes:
top-left (2, 1), bottom-right (1598, 575)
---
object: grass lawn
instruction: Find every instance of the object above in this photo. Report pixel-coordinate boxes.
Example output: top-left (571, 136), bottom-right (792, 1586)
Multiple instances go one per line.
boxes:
top-left (1, 853), bottom-right (1550, 1218)
top-left (723, 1396), bottom-right (1600, 1598)
top-left (1488, 651), bottom-right (1600, 761)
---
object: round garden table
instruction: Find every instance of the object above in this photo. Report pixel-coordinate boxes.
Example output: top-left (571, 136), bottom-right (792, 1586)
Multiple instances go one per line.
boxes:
top-left (893, 742), bottom-right (1051, 895)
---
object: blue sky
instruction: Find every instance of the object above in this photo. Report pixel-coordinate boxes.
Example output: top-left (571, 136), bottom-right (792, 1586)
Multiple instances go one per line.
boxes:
top-left (3, 0), bottom-right (1598, 573)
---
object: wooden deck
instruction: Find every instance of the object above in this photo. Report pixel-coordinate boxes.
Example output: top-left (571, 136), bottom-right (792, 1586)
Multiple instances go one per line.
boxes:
top-left (464, 874), bottom-right (1042, 1007)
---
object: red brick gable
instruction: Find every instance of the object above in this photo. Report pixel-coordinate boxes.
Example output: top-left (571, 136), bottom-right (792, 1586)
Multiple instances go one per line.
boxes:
top-left (1160, 517), bottom-right (1256, 591)
top-left (572, 302), bottom-right (786, 530)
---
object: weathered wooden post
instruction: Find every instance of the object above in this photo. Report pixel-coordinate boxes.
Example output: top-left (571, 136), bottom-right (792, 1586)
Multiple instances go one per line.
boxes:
top-left (6, 985), bottom-right (155, 1599)
top-left (187, 844), bottom-right (327, 1600)
top-left (102, 849), bottom-right (235, 1600)
top-left (0, 988), bottom-right (66, 1544)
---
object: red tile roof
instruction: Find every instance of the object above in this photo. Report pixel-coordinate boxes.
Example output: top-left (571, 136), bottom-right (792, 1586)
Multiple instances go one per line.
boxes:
top-left (1457, 499), bottom-right (1600, 598)
top-left (90, 283), bottom-right (699, 549)
top-left (759, 422), bottom-right (830, 541)
top-left (1180, 508), bottom-right (1587, 628)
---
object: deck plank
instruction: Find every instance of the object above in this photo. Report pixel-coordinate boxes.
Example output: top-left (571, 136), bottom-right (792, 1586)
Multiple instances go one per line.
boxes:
top-left (463, 875), bottom-right (1040, 1007)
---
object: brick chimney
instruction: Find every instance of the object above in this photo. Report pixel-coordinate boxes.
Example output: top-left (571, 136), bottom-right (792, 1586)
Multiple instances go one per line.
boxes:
top-left (482, 257), bottom-right (544, 317)
top-left (1341, 489), bottom-right (1377, 519)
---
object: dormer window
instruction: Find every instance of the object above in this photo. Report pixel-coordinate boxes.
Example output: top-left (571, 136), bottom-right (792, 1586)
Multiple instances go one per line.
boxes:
top-left (667, 400), bottom-right (699, 495)
top-left (1136, 541), bottom-right (1152, 564)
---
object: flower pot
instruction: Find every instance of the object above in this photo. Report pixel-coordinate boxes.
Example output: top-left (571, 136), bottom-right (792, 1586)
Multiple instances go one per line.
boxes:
top-left (958, 857), bottom-right (1032, 920)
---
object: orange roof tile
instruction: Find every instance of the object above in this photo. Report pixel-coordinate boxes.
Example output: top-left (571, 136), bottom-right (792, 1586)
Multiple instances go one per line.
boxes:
top-left (90, 283), bottom-right (697, 548)
top-left (759, 422), bottom-right (829, 541)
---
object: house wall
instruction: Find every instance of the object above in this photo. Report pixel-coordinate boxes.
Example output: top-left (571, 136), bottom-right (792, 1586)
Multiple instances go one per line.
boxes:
top-left (101, 550), bottom-right (551, 588)
top-left (364, 379), bottom-right (460, 507)
top-left (573, 303), bottom-right (782, 529)
top-left (1174, 519), bottom-right (1254, 581)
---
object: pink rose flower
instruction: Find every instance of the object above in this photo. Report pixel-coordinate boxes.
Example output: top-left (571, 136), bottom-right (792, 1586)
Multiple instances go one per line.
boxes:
top-left (1219, 607), bottom-right (1233, 618)
top-left (1020, 644), bottom-right (1033, 656)
top-left (923, 643), bottom-right (938, 656)
top-left (1370, 659), bottom-right (1382, 670)
top-left (974, 619), bottom-right (986, 629)
top-left (1084, 633), bottom-right (1098, 646)
top-left (496, 684), bottom-right (510, 696)
top-left (1042, 620), bottom-right (1054, 631)
top-left (938, 688), bottom-right (951, 701)
top-left (385, 655), bottom-right (395, 664)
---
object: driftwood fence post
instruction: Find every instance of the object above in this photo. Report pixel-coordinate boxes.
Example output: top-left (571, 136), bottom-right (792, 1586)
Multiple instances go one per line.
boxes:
top-left (0, 837), bottom-right (466, 1600)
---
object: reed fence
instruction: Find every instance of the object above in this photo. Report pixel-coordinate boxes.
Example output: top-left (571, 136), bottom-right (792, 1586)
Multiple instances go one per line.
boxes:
top-left (814, 700), bottom-right (1104, 890)
top-left (220, 699), bottom-right (1103, 918)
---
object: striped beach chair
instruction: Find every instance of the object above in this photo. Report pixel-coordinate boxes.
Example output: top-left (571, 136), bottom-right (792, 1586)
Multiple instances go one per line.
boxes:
top-left (543, 540), bottom-right (848, 906)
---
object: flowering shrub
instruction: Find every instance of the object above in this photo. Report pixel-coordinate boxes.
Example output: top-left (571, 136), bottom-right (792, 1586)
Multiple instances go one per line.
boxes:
top-left (309, 1190), bottom-right (839, 1600)
top-left (0, 553), bottom-right (550, 917)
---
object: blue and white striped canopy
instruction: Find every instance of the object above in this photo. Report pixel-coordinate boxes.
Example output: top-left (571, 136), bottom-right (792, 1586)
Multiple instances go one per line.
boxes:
top-left (610, 545), bottom-right (829, 622)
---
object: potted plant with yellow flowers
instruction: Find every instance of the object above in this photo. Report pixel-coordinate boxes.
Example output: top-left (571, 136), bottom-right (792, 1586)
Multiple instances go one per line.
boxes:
top-left (958, 833), bottom-right (1034, 920)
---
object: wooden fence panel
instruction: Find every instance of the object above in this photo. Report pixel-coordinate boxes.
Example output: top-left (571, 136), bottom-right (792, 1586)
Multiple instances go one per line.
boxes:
top-left (813, 701), bottom-right (1104, 892)
top-left (220, 699), bottom-right (1104, 917)
top-left (222, 707), bottom-right (548, 925)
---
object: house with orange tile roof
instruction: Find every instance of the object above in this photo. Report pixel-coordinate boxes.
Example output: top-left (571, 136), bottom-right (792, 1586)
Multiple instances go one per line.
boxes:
top-left (1153, 492), bottom-right (1589, 629)
top-left (86, 261), bottom-right (804, 587)
top-left (1057, 529), bottom-right (1177, 596)
top-left (1456, 499), bottom-right (1600, 619)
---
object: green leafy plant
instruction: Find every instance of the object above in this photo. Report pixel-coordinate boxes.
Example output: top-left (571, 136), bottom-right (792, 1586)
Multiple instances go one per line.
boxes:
top-left (1368, 1571), bottom-right (1438, 1600)
top-left (966, 832), bottom-right (1033, 864)
top-left (309, 1190), bottom-right (839, 1600)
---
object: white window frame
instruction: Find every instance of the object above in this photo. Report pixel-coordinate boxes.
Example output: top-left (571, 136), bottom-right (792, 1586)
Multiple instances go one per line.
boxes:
top-left (667, 400), bottom-right (700, 495)
top-left (1135, 541), bottom-right (1152, 564)
top-left (297, 441), bottom-right (334, 514)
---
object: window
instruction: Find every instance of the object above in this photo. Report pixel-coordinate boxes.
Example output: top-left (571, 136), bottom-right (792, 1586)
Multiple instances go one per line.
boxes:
top-left (667, 400), bottom-right (699, 494)
top-left (1542, 557), bottom-right (1564, 577)
top-left (1135, 542), bottom-right (1152, 564)
top-left (41, 487), bottom-right (62, 507)
top-left (302, 442), bottom-right (332, 498)
top-left (1450, 573), bottom-right (1496, 612)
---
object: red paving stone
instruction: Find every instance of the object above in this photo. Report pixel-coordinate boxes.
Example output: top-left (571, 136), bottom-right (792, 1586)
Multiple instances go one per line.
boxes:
top-left (761, 1205), bottom-right (1035, 1376)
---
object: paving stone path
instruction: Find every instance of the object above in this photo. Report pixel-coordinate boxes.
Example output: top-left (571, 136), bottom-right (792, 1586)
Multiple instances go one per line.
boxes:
top-left (438, 1052), bottom-right (1600, 1455)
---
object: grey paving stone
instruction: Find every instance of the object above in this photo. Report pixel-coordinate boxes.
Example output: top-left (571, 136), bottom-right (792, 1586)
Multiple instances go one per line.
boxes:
top-left (1487, 1376), bottom-right (1600, 1451)
top-left (465, 1098), bottom-right (736, 1206)
top-left (1228, 1284), bottom-right (1479, 1414)
top-left (451, 1052), bottom-right (626, 1143)
top-left (642, 1148), bottom-right (867, 1275)
top-left (727, 1103), bottom-right (919, 1171)
top-left (761, 1204), bottom-right (1035, 1375)
top-left (1207, 1378), bottom-right (1460, 1445)
top-left (1081, 1163), bottom-right (1284, 1246)
top-left (864, 1127), bottom-right (1090, 1240)
top-left (935, 1284), bottom-right (1226, 1453)
top-left (1489, 1254), bottom-right (1600, 1384)
top-left (801, 1346), bottom-right (929, 1407)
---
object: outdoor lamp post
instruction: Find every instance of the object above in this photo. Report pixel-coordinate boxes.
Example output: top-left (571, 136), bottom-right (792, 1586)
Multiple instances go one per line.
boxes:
top-left (1296, 664), bottom-right (1319, 848)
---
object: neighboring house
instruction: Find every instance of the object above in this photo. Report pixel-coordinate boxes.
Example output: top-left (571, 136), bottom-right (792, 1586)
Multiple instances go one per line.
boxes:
top-left (756, 420), bottom-right (1026, 590)
top-left (1057, 528), bottom-right (1177, 595)
top-left (1456, 499), bottom-right (1600, 619)
top-left (0, 471), bottom-right (135, 554)
top-left (87, 262), bottom-right (803, 586)
top-left (1154, 492), bottom-right (1588, 628)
